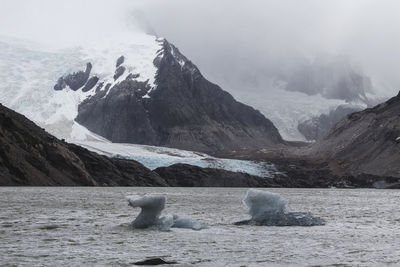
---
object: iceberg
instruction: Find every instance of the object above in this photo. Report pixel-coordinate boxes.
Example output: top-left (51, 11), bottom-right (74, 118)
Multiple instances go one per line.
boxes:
top-left (234, 189), bottom-right (325, 226)
top-left (172, 215), bottom-right (208, 230)
top-left (126, 195), bottom-right (173, 230)
top-left (126, 194), bottom-right (207, 231)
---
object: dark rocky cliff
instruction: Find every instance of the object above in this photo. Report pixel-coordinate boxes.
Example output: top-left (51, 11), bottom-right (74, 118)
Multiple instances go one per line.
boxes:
top-left (0, 103), bottom-right (166, 186)
top-left (75, 40), bottom-right (284, 153)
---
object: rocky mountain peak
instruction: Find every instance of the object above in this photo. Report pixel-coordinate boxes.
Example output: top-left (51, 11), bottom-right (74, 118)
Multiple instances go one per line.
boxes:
top-left (61, 38), bottom-right (286, 152)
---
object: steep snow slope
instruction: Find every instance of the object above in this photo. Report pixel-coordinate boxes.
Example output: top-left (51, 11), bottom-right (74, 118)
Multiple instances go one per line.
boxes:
top-left (0, 33), bottom-right (162, 140)
top-left (72, 140), bottom-right (277, 177)
top-left (209, 55), bottom-right (383, 141)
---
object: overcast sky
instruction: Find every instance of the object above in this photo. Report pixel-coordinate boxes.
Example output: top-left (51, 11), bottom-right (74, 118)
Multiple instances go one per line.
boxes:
top-left (1, 0), bottom-right (399, 96)
top-left (138, 0), bottom-right (400, 96)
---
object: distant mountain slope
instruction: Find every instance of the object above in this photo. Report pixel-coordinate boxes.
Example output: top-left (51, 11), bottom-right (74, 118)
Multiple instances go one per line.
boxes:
top-left (206, 53), bottom-right (385, 141)
top-left (297, 104), bottom-right (364, 140)
top-left (0, 103), bottom-right (166, 186)
top-left (308, 91), bottom-right (400, 178)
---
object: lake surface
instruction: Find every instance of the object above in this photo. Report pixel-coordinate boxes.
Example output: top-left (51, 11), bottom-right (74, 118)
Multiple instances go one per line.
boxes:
top-left (1, 187), bottom-right (400, 266)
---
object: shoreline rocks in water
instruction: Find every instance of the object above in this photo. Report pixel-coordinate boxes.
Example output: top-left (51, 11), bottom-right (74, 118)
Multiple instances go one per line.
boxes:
top-left (133, 258), bottom-right (177, 265)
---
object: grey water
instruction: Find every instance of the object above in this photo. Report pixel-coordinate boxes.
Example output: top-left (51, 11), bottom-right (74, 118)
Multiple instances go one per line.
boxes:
top-left (1, 187), bottom-right (400, 266)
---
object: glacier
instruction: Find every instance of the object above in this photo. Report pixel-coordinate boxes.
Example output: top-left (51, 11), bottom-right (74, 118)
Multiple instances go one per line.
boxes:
top-left (72, 140), bottom-right (276, 177)
top-left (235, 189), bottom-right (325, 226)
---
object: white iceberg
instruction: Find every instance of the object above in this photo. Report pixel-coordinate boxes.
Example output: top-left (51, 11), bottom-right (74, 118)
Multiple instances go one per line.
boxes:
top-left (126, 194), bottom-right (207, 231)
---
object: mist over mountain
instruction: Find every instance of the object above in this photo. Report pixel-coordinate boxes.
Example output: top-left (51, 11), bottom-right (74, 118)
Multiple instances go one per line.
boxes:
top-left (2, 0), bottom-right (399, 95)
top-left (134, 0), bottom-right (400, 97)
top-left (127, 0), bottom-right (400, 140)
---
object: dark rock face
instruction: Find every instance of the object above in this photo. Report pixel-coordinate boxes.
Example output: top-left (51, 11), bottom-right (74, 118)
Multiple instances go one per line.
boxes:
top-left (77, 79), bottom-right (157, 145)
top-left (113, 66), bottom-right (125, 80)
top-left (54, 63), bottom-right (92, 91)
top-left (116, 55), bottom-right (125, 67)
top-left (154, 163), bottom-right (279, 187)
top-left (309, 90), bottom-right (400, 178)
top-left (0, 103), bottom-right (166, 186)
top-left (298, 105), bottom-right (363, 140)
top-left (82, 76), bottom-right (99, 92)
top-left (76, 40), bottom-right (284, 153)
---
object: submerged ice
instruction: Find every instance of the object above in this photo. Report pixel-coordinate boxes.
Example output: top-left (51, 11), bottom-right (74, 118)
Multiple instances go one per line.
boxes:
top-left (172, 214), bottom-right (208, 231)
top-left (126, 194), bottom-right (207, 231)
top-left (235, 189), bottom-right (325, 226)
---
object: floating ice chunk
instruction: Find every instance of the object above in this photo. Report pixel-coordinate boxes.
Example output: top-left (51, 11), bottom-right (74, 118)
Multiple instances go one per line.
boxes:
top-left (126, 194), bottom-right (172, 230)
top-left (126, 194), bottom-right (207, 231)
top-left (235, 189), bottom-right (325, 226)
top-left (243, 189), bottom-right (290, 220)
top-left (172, 215), bottom-right (208, 230)
top-left (158, 215), bottom-right (174, 231)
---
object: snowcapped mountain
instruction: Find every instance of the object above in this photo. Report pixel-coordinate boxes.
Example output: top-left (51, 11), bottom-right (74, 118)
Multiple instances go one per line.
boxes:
top-left (73, 38), bottom-right (284, 152)
top-left (0, 32), bottom-right (284, 155)
top-left (0, 32), bottom-right (282, 177)
top-left (1, 30), bottom-right (383, 147)
top-left (0, 33), bottom-right (162, 141)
